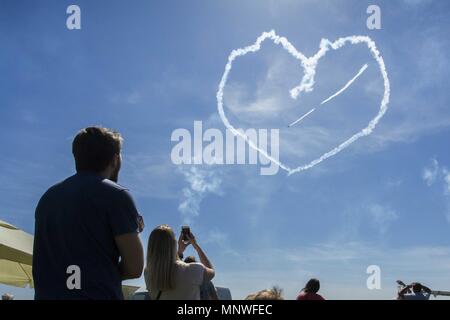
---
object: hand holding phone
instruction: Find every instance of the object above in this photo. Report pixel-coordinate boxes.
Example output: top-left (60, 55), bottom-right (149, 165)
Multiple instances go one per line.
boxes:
top-left (181, 226), bottom-right (191, 244)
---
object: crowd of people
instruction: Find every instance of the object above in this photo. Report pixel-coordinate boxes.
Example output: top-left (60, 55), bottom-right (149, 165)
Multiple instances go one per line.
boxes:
top-left (30, 126), bottom-right (223, 300)
top-left (243, 280), bottom-right (434, 300)
top-left (28, 126), bottom-right (433, 300)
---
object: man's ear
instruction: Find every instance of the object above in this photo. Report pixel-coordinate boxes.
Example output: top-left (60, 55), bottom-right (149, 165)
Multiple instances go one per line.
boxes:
top-left (113, 153), bottom-right (121, 167)
top-left (105, 154), bottom-right (120, 173)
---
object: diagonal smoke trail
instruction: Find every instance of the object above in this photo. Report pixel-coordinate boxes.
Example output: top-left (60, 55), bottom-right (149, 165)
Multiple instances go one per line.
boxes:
top-left (321, 64), bottom-right (368, 104)
top-left (288, 108), bottom-right (315, 128)
top-left (288, 64), bottom-right (369, 128)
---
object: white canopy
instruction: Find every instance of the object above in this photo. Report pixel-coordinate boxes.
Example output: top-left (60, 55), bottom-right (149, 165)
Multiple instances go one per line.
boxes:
top-left (0, 219), bottom-right (34, 288)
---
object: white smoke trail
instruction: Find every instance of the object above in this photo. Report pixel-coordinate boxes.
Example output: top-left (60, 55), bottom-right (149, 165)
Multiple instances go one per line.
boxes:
top-left (288, 108), bottom-right (316, 127)
top-left (216, 30), bottom-right (390, 175)
top-left (178, 166), bottom-right (222, 225)
top-left (288, 63), bottom-right (369, 128)
top-left (320, 64), bottom-right (368, 104)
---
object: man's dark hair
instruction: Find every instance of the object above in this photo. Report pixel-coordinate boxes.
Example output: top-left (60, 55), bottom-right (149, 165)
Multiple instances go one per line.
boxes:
top-left (184, 256), bottom-right (197, 264)
top-left (303, 278), bottom-right (320, 294)
top-left (72, 127), bottom-right (123, 173)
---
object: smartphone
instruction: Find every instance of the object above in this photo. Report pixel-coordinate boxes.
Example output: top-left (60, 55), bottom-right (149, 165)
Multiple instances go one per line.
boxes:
top-left (181, 226), bottom-right (190, 244)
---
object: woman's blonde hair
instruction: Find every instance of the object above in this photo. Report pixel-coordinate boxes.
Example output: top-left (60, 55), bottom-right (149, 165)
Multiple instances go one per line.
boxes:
top-left (145, 225), bottom-right (178, 294)
top-left (245, 286), bottom-right (284, 300)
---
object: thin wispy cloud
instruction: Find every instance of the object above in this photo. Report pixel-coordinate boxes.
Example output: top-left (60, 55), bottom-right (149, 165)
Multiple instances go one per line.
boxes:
top-left (403, 0), bottom-right (432, 6)
top-left (441, 168), bottom-right (450, 223)
top-left (109, 90), bottom-right (142, 106)
top-left (203, 229), bottom-right (240, 257)
top-left (443, 169), bottom-right (450, 195)
top-left (422, 158), bottom-right (439, 186)
top-left (368, 204), bottom-right (398, 235)
top-left (421, 158), bottom-right (450, 224)
top-left (331, 201), bottom-right (399, 243)
top-left (178, 166), bottom-right (223, 225)
top-left (122, 154), bottom-right (180, 200)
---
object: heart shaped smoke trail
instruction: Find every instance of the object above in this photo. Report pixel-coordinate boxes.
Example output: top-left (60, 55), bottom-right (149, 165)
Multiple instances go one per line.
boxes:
top-left (216, 30), bottom-right (390, 175)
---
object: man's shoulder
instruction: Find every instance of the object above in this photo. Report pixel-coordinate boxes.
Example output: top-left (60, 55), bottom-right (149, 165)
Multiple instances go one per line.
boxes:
top-left (186, 262), bottom-right (206, 276)
top-left (176, 261), bottom-right (204, 271)
top-left (100, 180), bottom-right (135, 204)
top-left (40, 176), bottom-right (73, 198)
top-left (101, 179), bottom-right (129, 193)
top-left (73, 172), bottom-right (131, 194)
top-left (36, 177), bottom-right (75, 213)
top-left (40, 174), bottom-right (131, 201)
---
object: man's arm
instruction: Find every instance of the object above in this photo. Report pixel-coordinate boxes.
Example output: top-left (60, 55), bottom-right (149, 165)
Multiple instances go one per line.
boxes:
top-left (421, 284), bottom-right (432, 294)
top-left (188, 235), bottom-right (215, 283)
top-left (421, 284), bottom-right (432, 299)
top-left (115, 232), bottom-right (144, 280)
top-left (194, 243), bottom-right (215, 283)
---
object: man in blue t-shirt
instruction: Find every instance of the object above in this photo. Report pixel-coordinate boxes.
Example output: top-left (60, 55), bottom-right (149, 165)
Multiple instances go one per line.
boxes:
top-left (33, 127), bottom-right (145, 300)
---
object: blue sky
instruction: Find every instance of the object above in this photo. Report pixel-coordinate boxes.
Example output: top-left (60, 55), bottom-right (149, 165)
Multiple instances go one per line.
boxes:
top-left (1, 0), bottom-right (450, 299)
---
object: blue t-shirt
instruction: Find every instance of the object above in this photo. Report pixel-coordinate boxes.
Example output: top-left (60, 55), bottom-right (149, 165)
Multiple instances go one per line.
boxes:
top-left (32, 172), bottom-right (140, 300)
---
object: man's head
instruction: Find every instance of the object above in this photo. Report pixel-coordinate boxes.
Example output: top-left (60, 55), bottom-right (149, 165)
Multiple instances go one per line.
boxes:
top-left (72, 127), bottom-right (123, 182)
top-left (412, 282), bottom-right (423, 293)
top-left (184, 256), bottom-right (197, 264)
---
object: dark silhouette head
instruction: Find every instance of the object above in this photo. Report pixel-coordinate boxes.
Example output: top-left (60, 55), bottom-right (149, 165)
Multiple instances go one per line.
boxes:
top-left (184, 256), bottom-right (196, 264)
top-left (303, 278), bottom-right (320, 294)
top-left (412, 282), bottom-right (423, 293)
top-left (72, 127), bottom-right (123, 181)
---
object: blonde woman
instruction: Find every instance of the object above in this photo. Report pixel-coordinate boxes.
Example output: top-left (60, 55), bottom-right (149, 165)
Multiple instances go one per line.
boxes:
top-left (144, 225), bottom-right (215, 300)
